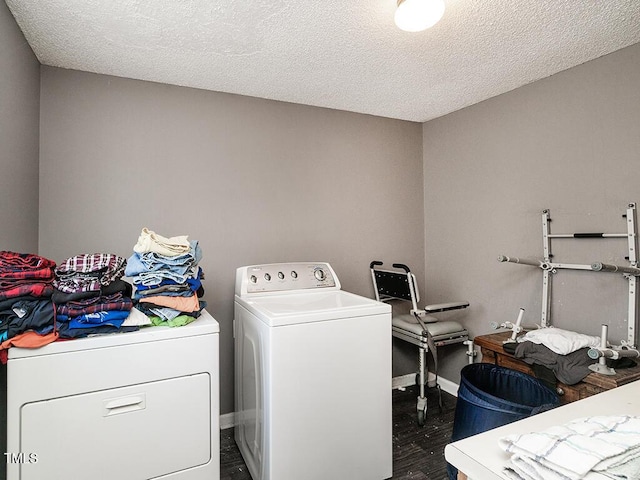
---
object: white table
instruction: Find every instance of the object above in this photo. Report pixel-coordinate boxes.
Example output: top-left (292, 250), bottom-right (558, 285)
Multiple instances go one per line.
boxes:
top-left (444, 379), bottom-right (640, 480)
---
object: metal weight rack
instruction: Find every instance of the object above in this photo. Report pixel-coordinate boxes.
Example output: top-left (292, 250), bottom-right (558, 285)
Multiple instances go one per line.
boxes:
top-left (498, 203), bottom-right (640, 373)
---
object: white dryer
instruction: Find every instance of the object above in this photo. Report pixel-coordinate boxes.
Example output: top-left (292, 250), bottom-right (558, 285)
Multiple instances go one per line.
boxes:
top-left (3, 310), bottom-right (219, 480)
top-left (234, 262), bottom-right (392, 480)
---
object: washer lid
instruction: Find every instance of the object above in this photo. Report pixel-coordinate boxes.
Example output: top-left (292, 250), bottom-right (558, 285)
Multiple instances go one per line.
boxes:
top-left (237, 290), bottom-right (390, 326)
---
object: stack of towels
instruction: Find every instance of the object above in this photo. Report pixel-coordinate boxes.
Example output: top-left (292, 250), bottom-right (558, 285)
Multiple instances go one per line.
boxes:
top-left (126, 228), bottom-right (205, 327)
top-left (0, 251), bottom-right (58, 362)
top-left (500, 415), bottom-right (640, 480)
top-left (52, 253), bottom-right (137, 338)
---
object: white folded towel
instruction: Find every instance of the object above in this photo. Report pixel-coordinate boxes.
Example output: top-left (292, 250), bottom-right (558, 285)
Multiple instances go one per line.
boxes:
top-left (520, 327), bottom-right (601, 355)
top-left (499, 416), bottom-right (640, 480)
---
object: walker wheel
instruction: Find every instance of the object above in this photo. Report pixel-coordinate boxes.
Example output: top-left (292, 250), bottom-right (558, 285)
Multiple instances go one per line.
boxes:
top-left (417, 407), bottom-right (426, 426)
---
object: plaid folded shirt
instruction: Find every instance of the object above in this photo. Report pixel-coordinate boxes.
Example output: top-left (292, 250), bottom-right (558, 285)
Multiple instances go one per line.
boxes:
top-left (56, 293), bottom-right (133, 317)
top-left (0, 282), bottom-right (54, 300)
top-left (54, 254), bottom-right (126, 294)
top-left (0, 251), bottom-right (56, 281)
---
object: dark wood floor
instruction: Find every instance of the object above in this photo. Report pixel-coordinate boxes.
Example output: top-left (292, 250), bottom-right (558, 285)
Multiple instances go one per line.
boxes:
top-left (220, 385), bottom-right (456, 480)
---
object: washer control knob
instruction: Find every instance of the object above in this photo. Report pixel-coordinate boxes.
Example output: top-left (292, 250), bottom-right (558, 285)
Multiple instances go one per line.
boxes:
top-left (250, 275), bottom-right (257, 283)
top-left (264, 273), bottom-right (271, 281)
top-left (291, 271), bottom-right (298, 279)
top-left (278, 272), bottom-right (285, 280)
top-left (314, 268), bottom-right (326, 281)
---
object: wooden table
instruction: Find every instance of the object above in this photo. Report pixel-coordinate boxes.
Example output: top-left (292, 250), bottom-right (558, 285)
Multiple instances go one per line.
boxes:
top-left (474, 331), bottom-right (640, 403)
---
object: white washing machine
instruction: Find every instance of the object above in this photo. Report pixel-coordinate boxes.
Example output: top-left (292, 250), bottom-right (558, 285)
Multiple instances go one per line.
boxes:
top-left (234, 262), bottom-right (392, 480)
top-left (3, 310), bottom-right (220, 480)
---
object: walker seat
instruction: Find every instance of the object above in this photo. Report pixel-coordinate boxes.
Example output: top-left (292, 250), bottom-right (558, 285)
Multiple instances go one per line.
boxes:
top-left (370, 261), bottom-right (469, 425)
top-left (392, 315), bottom-right (468, 346)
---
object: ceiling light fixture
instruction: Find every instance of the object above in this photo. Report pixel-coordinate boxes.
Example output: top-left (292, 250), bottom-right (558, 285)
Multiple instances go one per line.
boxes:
top-left (394, 0), bottom-right (445, 32)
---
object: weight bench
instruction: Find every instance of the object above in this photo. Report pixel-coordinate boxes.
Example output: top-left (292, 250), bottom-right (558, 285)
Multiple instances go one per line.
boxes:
top-left (370, 261), bottom-right (470, 425)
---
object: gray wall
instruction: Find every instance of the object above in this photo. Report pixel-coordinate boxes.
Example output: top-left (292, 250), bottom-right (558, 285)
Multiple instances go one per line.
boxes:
top-left (38, 66), bottom-right (425, 414)
top-left (0, 0), bottom-right (39, 252)
top-left (6, 0), bottom-right (640, 416)
top-left (0, 4), bottom-right (39, 470)
top-left (423, 42), bottom-right (640, 382)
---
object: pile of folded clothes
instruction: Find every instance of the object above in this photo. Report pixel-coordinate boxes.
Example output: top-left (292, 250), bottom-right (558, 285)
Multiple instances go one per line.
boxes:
top-left (0, 251), bottom-right (60, 362)
top-left (52, 253), bottom-right (138, 338)
top-left (512, 327), bottom-right (602, 388)
top-left (125, 228), bottom-right (206, 327)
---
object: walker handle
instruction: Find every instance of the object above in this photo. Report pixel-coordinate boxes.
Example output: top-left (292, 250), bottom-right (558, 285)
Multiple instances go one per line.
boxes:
top-left (392, 263), bottom-right (411, 273)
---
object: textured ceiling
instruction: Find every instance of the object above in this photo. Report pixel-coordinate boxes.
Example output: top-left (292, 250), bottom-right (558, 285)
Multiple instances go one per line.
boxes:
top-left (6, 0), bottom-right (640, 122)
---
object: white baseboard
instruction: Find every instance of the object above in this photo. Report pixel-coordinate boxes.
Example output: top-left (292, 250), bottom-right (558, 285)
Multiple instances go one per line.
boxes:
top-left (220, 374), bottom-right (460, 430)
top-left (437, 376), bottom-right (459, 397)
top-left (220, 412), bottom-right (236, 430)
top-left (392, 372), bottom-right (426, 389)
top-left (392, 372), bottom-right (459, 397)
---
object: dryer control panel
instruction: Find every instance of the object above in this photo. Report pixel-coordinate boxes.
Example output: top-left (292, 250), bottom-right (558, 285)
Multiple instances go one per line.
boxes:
top-left (236, 262), bottom-right (340, 295)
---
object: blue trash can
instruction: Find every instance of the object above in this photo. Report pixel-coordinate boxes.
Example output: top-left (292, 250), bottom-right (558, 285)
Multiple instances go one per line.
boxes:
top-left (447, 363), bottom-right (560, 479)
